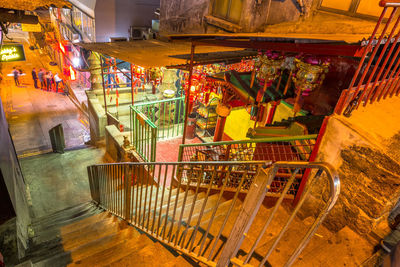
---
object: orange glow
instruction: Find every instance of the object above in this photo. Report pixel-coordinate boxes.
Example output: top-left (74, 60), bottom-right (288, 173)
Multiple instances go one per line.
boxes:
top-left (69, 66), bottom-right (76, 81)
top-left (59, 42), bottom-right (65, 54)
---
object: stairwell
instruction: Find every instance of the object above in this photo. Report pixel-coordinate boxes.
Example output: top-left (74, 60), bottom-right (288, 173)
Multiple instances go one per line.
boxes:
top-left (16, 160), bottom-right (378, 266)
top-left (20, 201), bottom-right (195, 267)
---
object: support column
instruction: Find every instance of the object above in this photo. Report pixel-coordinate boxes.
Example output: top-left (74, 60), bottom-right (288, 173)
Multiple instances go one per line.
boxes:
top-left (88, 52), bottom-right (103, 90)
top-left (213, 116), bottom-right (227, 142)
top-left (182, 43), bottom-right (195, 144)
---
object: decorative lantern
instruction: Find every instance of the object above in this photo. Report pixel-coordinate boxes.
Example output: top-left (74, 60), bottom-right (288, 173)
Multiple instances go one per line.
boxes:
top-left (292, 57), bottom-right (329, 96)
top-left (292, 57), bottom-right (330, 113)
top-left (253, 51), bottom-right (284, 102)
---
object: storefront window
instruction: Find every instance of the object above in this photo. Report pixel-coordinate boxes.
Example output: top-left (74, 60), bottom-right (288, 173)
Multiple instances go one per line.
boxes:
top-left (212, 0), bottom-right (243, 23)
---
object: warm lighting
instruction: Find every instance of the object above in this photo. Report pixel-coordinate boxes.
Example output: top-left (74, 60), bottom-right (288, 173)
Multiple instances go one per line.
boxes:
top-left (72, 57), bottom-right (80, 68)
top-left (190, 85), bottom-right (196, 92)
top-left (69, 66), bottom-right (76, 81)
top-left (59, 42), bottom-right (65, 54)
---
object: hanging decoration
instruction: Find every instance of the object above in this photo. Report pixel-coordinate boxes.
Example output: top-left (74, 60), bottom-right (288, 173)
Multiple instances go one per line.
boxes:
top-left (250, 51), bottom-right (284, 124)
top-left (292, 57), bottom-right (330, 113)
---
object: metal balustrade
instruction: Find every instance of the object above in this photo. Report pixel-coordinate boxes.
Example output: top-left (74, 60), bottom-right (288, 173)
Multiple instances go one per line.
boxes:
top-left (132, 97), bottom-right (185, 140)
top-left (130, 107), bottom-right (157, 162)
top-left (335, 0), bottom-right (400, 116)
top-left (87, 160), bottom-right (339, 266)
top-left (178, 135), bottom-right (318, 195)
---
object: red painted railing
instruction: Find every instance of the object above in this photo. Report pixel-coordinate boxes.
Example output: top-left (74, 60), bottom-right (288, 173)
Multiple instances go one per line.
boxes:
top-left (335, 1), bottom-right (400, 116)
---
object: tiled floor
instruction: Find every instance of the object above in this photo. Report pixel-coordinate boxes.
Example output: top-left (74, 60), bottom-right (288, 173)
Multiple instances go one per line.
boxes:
top-left (155, 136), bottom-right (202, 162)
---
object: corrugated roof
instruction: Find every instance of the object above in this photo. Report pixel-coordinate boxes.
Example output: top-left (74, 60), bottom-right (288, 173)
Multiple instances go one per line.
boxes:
top-left (78, 40), bottom-right (248, 68)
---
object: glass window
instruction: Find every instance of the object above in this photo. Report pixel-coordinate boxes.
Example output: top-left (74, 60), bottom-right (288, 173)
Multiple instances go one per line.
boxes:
top-left (212, 0), bottom-right (243, 23)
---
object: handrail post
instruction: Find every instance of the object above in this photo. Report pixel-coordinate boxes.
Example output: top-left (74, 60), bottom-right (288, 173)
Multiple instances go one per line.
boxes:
top-left (178, 145), bottom-right (184, 162)
top-left (124, 165), bottom-right (131, 220)
top-left (216, 163), bottom-right (276, 267)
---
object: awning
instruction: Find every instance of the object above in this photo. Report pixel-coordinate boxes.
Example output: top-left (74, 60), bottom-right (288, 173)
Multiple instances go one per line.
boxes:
top-left (168, 33), bottom-right (366, 57)
top-left (168, 32), bottom-right (367, 45)
top-left (78, 40), bottom-right (251, 69)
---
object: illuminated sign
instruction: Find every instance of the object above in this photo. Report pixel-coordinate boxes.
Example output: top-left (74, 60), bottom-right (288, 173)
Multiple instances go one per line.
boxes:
top-left (21, 23), bottom-right (42, 32)
top-left (0, 44), bottom-right (26, 62)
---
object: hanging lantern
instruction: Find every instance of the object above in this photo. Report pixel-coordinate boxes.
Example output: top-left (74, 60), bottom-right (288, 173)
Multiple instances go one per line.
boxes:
top-left (292, 57), bottom-right (329, 96)
top-left (292, 57), bottom-right (330, 113)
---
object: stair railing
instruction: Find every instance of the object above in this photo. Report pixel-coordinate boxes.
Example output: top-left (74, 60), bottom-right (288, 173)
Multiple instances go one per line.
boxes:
top-left (87, 160), bottom-right (339, 267)
top-left (178, 135), bottom-right (318, 197)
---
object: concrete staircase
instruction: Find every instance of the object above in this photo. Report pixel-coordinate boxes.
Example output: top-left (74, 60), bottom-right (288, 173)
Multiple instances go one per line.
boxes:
top-left (20, 182), bottom-right (346, 266)
top-left (20, 201), bottom-right (194, 267)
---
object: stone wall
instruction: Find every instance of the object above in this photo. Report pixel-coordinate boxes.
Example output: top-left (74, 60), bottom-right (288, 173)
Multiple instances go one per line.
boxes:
top-left (302, 95), bottom-right (400, 236)
top-left (160, 0), bottom-right (313, 34)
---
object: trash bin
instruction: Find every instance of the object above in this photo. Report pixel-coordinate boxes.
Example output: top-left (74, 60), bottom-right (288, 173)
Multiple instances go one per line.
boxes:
top-left (186, 113), bottom-right (196, 139)
top-left (49, 124), bottom-right (65, 153)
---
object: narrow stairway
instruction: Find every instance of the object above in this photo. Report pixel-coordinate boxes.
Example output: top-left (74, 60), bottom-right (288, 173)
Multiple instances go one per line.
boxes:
top-left (20, 201), bottom-right (194, 267)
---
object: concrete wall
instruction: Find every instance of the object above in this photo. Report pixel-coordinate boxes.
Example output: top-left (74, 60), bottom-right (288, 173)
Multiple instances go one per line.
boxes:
top-left (86, 91), bottom-right (107, 141)
top-left (95, 0), bottom-right (159, 42)
top-left (0, 97), bottom-right (31, 260)
top-left (160, 0), bottom-right (312, 34)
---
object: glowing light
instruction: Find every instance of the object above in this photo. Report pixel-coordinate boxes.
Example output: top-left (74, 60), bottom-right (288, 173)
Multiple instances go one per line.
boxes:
top-left (72, 57), bottom-right (80, 68)
top-left (69, 66), bottom-right (76, 81)
top-left (0, 46), bottom-right (23, 62)
top-left (59, 42), bottom-right (65, 54)
top-left (190, 85), bottom-right (196, 92)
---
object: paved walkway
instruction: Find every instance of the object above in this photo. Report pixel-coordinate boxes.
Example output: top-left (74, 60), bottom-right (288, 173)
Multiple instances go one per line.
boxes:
top-left (21, 147), bottom-right (106, 218)
top-left (0, 33), bottom-right (89, 156)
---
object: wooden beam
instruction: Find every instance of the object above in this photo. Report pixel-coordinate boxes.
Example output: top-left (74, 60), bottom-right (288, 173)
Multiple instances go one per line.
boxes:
top-left (193, 39), bottom-right (365, 57)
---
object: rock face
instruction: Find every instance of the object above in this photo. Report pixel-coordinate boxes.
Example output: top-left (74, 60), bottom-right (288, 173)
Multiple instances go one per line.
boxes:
top-left (298, 114), bottom-right (400, 236)
top-left (322, 146), bottom-right (400, 234)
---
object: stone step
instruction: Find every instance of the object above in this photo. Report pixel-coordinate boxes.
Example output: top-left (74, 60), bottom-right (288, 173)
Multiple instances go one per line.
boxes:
top-left (67, 233), bottom-right (155, 266)
top-left (68, 226), bottom-right (141, 263)
top-left (31, 201), bottom-right (95, 227)
top-left (62, 216), bottom-right (127, 251)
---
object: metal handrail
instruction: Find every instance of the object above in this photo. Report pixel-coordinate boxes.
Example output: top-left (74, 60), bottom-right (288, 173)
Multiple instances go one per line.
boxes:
top-left (179, 134), bottom-right (318, 147)
top-left (87, 160), bottom-right (340, 266)
top-left (132, 97), bottom-right (184, 107)
top-left (130, 96), bottom-right (185, 143)
top-left (218, 161), bottom-right (340, 267)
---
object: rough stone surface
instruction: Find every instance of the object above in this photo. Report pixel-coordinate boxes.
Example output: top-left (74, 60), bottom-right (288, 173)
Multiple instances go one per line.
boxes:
top-left (160, 0), bottom-right (305, 34)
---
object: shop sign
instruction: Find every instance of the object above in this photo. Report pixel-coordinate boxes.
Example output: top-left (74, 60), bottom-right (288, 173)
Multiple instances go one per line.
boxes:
top-left (21, 23), bottom-right (42, 32)
top-left (0, 44), bottom-right (26, 62)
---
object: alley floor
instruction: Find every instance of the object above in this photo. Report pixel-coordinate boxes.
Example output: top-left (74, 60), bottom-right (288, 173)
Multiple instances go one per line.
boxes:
top-left (0, 31), bottom-right (89, 156)
top-left (0, 30), bottom-right (107, 219)
top-left (21, 147), bottom-right (106, 218)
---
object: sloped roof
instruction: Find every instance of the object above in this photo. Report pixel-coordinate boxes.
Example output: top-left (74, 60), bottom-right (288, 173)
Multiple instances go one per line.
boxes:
top-left (78, 40), bottom-right (250, 68)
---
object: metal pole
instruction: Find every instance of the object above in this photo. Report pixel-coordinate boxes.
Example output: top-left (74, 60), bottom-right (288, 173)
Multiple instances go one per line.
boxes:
top-left (182, 43), bottom-right (195, 144)
top-left (130, 63), bottom-right (134, 105)
top-left (99, 53), bottom-right (108, 114)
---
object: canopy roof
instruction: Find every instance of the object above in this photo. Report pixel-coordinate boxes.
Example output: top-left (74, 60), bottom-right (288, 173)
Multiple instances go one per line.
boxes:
top-left (78, 40), bottom-right (251, 69)
top-left (168, 33), bottom-right (366, 57)
top-left (168, 32), bottom-right (367, 45)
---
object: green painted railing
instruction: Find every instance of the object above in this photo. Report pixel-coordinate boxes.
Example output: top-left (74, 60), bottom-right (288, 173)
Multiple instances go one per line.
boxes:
top-left (178, 134), bottom-right (318, 195)
top-left (130, 107), bottom-right (157, 162)
top-left (133, 97), bottom-right (185, 140)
